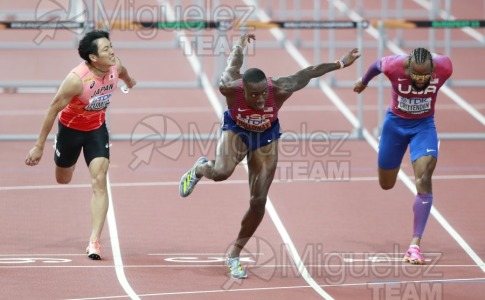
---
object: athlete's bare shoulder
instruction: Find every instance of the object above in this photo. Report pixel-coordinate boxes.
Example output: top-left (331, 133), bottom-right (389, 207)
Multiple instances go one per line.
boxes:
top-left (58, 72), bottom-right (83, 99)
top-left (219, 76), bottom-right (241, 98)
top-left (269, 76), bottom-right (293, 105)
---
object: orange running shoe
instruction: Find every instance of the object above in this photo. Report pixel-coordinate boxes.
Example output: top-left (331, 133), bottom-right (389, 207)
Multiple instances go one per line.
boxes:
top-left (86, 239), bottom-right (101, 260)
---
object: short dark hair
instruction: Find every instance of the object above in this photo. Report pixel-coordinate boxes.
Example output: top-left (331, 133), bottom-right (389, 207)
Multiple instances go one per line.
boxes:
top-left (242, 68), bottom-right (266, 84)
top-left (78, 30), bottom-right (110, 63)
top-left (410, 48), bottom-right (433, 69)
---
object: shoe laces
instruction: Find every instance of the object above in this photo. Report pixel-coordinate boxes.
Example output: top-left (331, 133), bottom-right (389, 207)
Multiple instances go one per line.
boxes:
top-left (228, 257), bottom-right (243, 271)
top-left (407, 246), bottom-right (423, 258)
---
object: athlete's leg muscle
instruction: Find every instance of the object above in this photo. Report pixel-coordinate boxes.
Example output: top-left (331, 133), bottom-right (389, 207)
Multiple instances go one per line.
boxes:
top-left (378, 167), bottom-right (400, 190)
top-left (56, 165), bottom-right (76, 184)
top-left (199, 130), bottom-right (247, 181)
top-left (229, 141), bottom-right (278, 258)
top-left (88, 157), bottom-right (109, 241)
top-left (412, 155), bottom-right (436, 194)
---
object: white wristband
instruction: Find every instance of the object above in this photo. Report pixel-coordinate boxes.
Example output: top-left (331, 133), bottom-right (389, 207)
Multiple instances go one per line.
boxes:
top-left (335, 60), bottom-right (345, 69)
top-left (233, 44), bottom-right (243, 51)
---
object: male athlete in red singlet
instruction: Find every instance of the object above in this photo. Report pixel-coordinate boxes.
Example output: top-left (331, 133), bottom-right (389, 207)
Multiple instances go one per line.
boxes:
top-left (25, 30), bottom-right (136, 260)
top-left (354, 48), bottom-right (453, 265)
top-left (179, 33), bottom-right (361, 279)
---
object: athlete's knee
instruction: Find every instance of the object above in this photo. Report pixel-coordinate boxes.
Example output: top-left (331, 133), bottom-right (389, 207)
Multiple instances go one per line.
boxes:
top-left (379, 178), bottom-right (396, 190)
top-left (415, 173), bottom-right (433, 190)
top-left (56, 176), bottom-right (71, 184)
top-left (90, 172), bottom-right (107, 191)
top-left (414, 162), bottom-right (435, 191)
top-left (212, 172), bottom-right (231, 182)
top-left (249, 196), bottom-right (267, 215)
top-left (378, 168), bottom-right (399, 190)
top-left (210, 167), bottom-right (234, 182)
top-left (91, 173), bottom-right (107, 185)
top-left (55, 167), bottom-right (74, 184)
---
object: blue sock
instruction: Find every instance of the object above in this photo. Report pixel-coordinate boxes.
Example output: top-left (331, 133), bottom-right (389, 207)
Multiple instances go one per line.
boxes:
top-left (413, 193), bottom-right (433, 238)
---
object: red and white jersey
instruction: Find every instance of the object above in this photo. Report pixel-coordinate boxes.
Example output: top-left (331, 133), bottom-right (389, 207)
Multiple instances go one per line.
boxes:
top-left (381, 54), bottom-right (452, 119)
top-left (229, 78), bottom-right (279, 132)
top-left (59, 62), bottom-right (119, 131)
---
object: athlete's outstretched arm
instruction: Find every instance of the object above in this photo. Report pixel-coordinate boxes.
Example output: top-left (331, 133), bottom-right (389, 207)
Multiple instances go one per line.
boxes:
top-left (219, 33), bottom-right (255, 97)
top-left (25, 74), bottom-right (82, 166)
top-left (275, 48), bottom-right (360, 95)
top-left (353, 60), bottom-right (382, 94)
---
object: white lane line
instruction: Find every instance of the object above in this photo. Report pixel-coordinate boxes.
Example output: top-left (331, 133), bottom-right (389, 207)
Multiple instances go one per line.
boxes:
top-left (64, 277), bottom-right (485, 300)
top-left (106, 174), bottom-right (140, 299)
top-left (2, 263), bottom-right (484, 269)
top-left (2, 174), bottom-right (485, 191)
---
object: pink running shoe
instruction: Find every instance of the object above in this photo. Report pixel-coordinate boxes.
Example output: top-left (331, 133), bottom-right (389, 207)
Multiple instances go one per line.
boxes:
top-left (86, 239), bottom-right (101, 260)
top-left (404, 245), bottom-right (425, 265)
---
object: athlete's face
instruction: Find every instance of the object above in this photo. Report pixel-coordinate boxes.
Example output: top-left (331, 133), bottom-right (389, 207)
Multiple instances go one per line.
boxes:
top-left (93, 37), bottom-right (116, 67)
top-left (243, 80), bottom-right (269, 110)
top-left (407, 59), bottom-right (433, 91)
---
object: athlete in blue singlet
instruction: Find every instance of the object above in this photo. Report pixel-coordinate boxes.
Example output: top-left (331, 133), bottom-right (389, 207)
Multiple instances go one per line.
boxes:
top-left (354, 48), bottom-right (453, 264)
top-left (180, 33), bottom-right (361, 279)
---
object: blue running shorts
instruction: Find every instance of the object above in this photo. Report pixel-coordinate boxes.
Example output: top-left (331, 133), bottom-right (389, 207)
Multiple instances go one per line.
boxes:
top-left (378, 110), bottom-right (438, 170)
top-left (221, 111), bottom-right (282, 151)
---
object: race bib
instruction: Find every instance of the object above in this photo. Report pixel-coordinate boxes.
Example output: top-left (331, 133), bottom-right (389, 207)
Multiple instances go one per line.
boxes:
top-left (84, 93), bottom-right (112, 111)
top-left (236, 114), bottom-right (272, 132)
top-left (397, 96), bottom-right (431, 114)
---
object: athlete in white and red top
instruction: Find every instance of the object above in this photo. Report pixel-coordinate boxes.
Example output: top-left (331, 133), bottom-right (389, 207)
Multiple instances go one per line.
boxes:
top-left (179, 33), bottom-right (361, 279)
top-left (354, 48), bottom-right (453, 265)
top-left (25, 30), bottom-right (136, 260)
